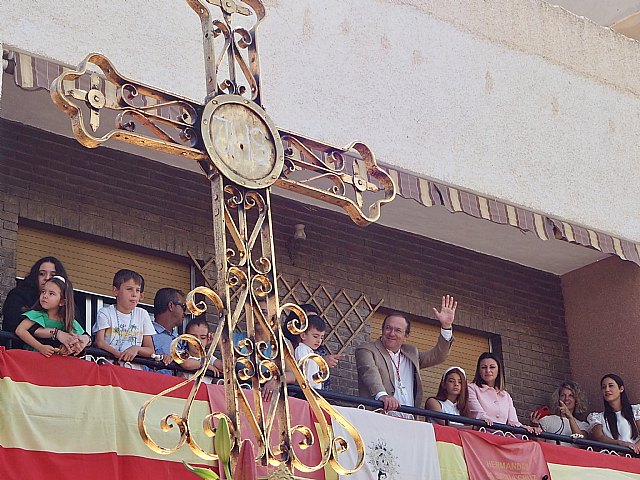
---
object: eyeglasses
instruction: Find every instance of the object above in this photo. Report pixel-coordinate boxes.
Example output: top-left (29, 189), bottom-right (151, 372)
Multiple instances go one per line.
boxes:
top-left (383, 325), bottom-right (406, 335)
top-left (172, 301), bottom-right (187, 311)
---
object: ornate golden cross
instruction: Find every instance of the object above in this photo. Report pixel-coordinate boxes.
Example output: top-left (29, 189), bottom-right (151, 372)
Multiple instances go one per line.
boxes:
top-left (51, 0), bottom-right (395, 477)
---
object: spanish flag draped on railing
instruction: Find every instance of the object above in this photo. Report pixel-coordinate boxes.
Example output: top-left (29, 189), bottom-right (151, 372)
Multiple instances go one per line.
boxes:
top-left (0, 348), bottom-right (215, 479)
top-left (3, 348), bottom-right (640, 480)
top-left (0, 348), bottom-right (327, 479)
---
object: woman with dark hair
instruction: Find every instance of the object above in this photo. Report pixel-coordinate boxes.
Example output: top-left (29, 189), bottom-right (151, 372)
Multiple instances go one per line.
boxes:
top-left (588, 373), bottom-right (640, 454)
top-left (467, 352), bottom-right (539, 434)
top-left (2, 257), bottom-right (68, 337)
top-left (425, 366), bottom-right (470, 426)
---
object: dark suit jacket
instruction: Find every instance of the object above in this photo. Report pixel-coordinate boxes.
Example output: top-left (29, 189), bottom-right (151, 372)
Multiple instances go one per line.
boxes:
top-left (355, 334), bottom-right (452, 408)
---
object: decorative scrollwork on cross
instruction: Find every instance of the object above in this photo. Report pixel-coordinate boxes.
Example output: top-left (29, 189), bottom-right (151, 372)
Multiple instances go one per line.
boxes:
top-left (138, 287), bottom-right (226, 460)
top-left (278, 131), bottom-right (396, 226)
top-left (51, 54), bottom-right (206, 160)
top-left (52, 0), bottom-right (395, 477)
top-left (187, 0), bottom-right (264, 103)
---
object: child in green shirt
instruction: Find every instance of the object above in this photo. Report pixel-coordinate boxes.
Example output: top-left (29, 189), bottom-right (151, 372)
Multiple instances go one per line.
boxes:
top-left (15, 276), bottom-right (90, 357)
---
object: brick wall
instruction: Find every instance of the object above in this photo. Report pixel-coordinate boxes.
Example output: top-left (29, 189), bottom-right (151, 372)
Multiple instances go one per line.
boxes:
top-left (270, 198), bottom-right (569, 414)
top-left (0, 118), bottom-right (569, 417)
top-left (0, 119), bottom-right (216, 260)
top-left (0, 193), bottom-right (18, 298)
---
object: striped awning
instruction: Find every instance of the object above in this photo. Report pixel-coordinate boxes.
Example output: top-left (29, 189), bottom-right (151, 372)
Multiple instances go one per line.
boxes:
top-left (4, 49), bottom-right (184, 119)
top-left (384, 168), bottom-right (640, 265)
top-left (5, 49), bottom-right (640, 267)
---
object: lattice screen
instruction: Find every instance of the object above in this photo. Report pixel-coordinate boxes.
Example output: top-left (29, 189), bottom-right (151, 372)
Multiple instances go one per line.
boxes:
top-left (188, 252), bottom-right (382, 355)
top-left (277, 276), bottom-right (383, 355)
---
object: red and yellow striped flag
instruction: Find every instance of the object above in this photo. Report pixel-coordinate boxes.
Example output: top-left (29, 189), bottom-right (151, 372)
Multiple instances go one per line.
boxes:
top-left (0, 348), bottom-right (328, 480)
top-left (5, 347), bottom-right (640, 479)
top-left (0, 348), bottom-right (215, 480)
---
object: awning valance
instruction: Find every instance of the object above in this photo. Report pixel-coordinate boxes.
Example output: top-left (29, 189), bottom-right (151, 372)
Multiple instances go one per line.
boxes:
top-left (384, 167), bottom-right (640, 265)
top-left (5, 49), bottom-right (639, 267)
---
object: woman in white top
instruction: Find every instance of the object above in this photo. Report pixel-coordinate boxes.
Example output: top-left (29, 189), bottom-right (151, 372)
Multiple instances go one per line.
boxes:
top-left (588, 373), bottom-right (640, 454)
top-left (425, 366), bottom-right (469, 426)
top-left (531, 381), bottom-right (589, 446)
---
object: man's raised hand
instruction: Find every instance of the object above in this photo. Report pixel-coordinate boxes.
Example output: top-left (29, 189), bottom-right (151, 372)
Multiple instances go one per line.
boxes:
top-left (433, 295), bottom-right (457, 329)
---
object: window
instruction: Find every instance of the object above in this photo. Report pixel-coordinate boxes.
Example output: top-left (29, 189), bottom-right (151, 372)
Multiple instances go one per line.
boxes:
top-left (16, 225), bottom-right (191, 333)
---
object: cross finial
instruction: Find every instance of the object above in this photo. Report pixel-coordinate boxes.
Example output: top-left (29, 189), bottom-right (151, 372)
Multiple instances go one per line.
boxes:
top-left (208, 0), bottom-right (251, 16)
top-left (187, 0), bottom-right (264, 102)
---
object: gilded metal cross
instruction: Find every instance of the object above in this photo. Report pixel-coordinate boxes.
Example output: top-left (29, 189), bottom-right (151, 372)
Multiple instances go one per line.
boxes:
top-left (51, 0), bottom-right (396, 477)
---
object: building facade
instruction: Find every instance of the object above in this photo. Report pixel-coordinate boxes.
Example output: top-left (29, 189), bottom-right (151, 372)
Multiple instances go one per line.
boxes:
top-left (2, 0), bottom-right (640, 415)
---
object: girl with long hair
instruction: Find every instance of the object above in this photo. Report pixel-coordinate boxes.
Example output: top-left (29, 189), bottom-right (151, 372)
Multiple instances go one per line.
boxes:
top-left (425, 366), bottom-right (470, 426)
top-left (2, 256), bottom-right (68, 338)
top-left (15, 276), bottom-right (90, 357)
top-left (588, 374), bottom-right (640, 454)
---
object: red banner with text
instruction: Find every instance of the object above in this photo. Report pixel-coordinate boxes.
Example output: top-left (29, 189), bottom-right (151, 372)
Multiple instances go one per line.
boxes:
top-left (459, 430), bottom-right (551, 480)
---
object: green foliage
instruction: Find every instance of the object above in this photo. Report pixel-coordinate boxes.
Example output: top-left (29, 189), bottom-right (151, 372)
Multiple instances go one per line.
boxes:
top-left (215, 417), bottom-right (233, 480)
top-left (182, 461), bottom-right (220, 479)
top-left (183, 418), bottom-right (233, 479)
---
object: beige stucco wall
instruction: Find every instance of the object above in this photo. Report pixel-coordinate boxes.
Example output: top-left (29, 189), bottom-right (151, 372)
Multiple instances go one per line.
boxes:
top-left (562, 256), bottom-right (640, 409)
top-left (2, 0), bottom-right (640, 242)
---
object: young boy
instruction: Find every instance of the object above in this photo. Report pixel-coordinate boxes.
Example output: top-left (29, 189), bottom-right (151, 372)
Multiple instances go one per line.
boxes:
top-left (178, 317), bottom-right (223, 383)
top-left (294, 314), bottom-right (328, 390)
top-left (94, 269), bottom-right (155, 368)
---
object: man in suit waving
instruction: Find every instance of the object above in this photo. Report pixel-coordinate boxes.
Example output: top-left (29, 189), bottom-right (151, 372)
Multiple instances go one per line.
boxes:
top-left (356, 295), bottom-right (457, 415)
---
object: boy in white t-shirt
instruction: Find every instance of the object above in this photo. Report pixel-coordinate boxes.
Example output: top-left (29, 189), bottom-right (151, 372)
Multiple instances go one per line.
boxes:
top-left (294, 315), bottom-right (328, 390)
top-left (94, 269), bottom-right (155, 365)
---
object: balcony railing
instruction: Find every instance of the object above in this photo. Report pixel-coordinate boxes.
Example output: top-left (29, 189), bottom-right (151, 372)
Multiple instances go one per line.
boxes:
top-left (0, 330), bottom-right (636, 458)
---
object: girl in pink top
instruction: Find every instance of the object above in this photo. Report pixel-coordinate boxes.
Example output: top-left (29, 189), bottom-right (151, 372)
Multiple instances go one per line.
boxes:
top-left (467, 352), bottom-right (539, 434)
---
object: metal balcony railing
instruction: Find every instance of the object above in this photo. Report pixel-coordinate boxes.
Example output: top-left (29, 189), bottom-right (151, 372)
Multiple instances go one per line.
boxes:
top-left (0, 330), bottom-right (636, 457)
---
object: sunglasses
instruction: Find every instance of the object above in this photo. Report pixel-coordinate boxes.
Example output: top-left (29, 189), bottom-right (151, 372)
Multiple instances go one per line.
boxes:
top-left (172, 301), bottom-right (187, 311)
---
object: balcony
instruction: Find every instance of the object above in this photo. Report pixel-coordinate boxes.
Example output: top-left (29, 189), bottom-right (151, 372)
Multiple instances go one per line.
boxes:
top-left (1, 333), bottom-right (639, 480)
